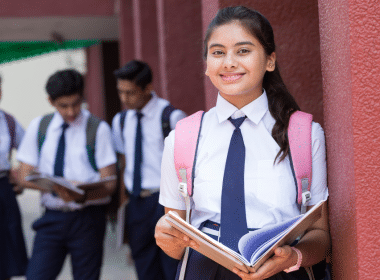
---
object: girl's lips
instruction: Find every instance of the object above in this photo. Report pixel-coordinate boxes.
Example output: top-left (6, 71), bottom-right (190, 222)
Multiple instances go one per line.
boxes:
top-left (220, 73), bottom-right (245, 82)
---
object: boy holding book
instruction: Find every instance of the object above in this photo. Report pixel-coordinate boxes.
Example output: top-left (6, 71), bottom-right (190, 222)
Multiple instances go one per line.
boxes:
top-left (17, 69), bottom-right (117, 280)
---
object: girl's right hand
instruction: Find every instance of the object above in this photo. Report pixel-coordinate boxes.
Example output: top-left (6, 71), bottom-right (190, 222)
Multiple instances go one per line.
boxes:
top-left (155, 210), bottom-right (199, 260)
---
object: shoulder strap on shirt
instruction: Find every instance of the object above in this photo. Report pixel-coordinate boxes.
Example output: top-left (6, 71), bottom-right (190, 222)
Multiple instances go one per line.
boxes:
top-left (119, 104), bottom-right (177, 144)
top-left (3, 111), bottom-right (16, 154)
top-left (174, 110), bottom-right (205, 198)
top-left (86, 114), bottom-right (101, 172)
top-left (288, 111), bottom-right (313, 214)
top-left (161, 104), bottom-right (176, 139)
top-left (173, 110), bottom-right (204, 280)
top-left (38, 113), bottom-right (55, 156)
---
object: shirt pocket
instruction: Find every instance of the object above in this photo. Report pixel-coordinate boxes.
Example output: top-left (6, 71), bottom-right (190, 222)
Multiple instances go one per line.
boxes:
top-left (251, 160), bottom-right (296, 207)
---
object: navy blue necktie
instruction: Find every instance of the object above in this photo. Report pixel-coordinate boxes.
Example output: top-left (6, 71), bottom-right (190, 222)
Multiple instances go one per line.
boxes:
top-left (54, 123), bottom-right (69, 177)
top-left (220, 116), bottom-right (248, 252)
top-left (132, 112), bottom-right (143, 197)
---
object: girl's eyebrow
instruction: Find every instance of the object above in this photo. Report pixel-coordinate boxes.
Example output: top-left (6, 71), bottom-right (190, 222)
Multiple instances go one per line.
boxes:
top-left (235, 41), bottom-right (254, 46)
top-left (209, 41), bottom-right (254, 49)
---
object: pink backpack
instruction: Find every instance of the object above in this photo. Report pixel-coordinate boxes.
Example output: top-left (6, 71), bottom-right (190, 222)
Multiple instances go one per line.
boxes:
top-left (173, 110), bottom-right (313, 279)
top-left (174, 110), bottom-right (313, 215)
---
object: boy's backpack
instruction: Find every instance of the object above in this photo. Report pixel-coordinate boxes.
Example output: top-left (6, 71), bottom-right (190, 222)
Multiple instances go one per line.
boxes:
top-left (119, 104), bottom-right (176, 143)
top-left (37, 113), bottom-right (101, 172)
top-left (173, 110), bottom-right (313, 280)
top-left (3, 111), bottom-right (16, 156)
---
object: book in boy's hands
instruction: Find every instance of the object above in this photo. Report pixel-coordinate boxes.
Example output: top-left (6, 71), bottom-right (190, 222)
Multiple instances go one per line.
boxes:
top-left (165, 200), bottom-right (326, 273)
top-left (25, 173), bottom-right (117, 195)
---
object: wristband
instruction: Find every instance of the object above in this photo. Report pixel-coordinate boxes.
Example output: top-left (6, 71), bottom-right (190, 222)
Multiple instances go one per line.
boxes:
top-left (284, 247), bottom-right (302, 273)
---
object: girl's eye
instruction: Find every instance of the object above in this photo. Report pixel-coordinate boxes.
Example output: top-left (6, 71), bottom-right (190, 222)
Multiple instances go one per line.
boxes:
top-left (238, 48), bottom-right (250, 54)
top-left (211, 50), bottom-right (224, 55)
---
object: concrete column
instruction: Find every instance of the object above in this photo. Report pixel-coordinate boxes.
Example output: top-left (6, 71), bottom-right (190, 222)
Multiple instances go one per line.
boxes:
top-left (137, 0), bottom-right (161, 97)
top-left (85, 44), bottom-right (105, 119)
top-left (318, 0), bottom-right (380, 279)
top-left (118, 0), bottom-right (135, 65)
top-left (156, 0), bottom-right (206, 114)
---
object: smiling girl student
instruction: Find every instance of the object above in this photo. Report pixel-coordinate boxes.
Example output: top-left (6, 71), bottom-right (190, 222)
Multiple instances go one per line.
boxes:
top-left (155, 6), bottom-right (330, 280)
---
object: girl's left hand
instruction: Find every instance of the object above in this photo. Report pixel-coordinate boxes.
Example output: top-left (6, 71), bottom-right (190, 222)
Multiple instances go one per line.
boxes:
top-left (232, 245), bottom-right (298, 280)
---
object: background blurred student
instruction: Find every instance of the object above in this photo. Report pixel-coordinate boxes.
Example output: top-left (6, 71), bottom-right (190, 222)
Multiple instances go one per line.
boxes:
top-left (17, 69), bottom-right (117, 280)
top-left (0, 75), bottom-right (28, 280)
top-left (112, 60), bottom-right (186, 280)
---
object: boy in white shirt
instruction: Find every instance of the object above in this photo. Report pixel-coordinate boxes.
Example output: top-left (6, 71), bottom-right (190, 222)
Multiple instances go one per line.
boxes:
top-left (112, 60), bottom-right (186, 280)
top-left (17, 69), bottom-right (117, 280)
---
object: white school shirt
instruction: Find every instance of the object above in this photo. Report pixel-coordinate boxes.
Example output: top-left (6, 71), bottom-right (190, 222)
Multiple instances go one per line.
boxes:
top-left (159, 91), bottom-right (328, 230)
top-left (0, 110), bottom-right (24, 171)
top-left (17, 109), bottom-right (117, 210)
top-left (112, 92), bottom-right (187, 192)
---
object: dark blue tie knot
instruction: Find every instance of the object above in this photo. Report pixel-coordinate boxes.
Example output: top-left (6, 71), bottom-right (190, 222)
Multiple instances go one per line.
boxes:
top-left (136, 111), bottom-right (144, 120)
top-left (62, 123), bottom-right (69, 130)
top-left (229, 116), bottom-right (246, 129)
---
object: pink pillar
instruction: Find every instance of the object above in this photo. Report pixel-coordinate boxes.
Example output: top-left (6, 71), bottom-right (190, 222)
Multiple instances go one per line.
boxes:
top-left (319, 0), bottom-right (380, 279)
top-left (156, 0), bottom-right (206, 114)
top-left (85, 45), bottom-right (105, 119)
top-left (137, 0), bottom-right (161, 97)
top-left (118, 0), bottom-right (135, 65)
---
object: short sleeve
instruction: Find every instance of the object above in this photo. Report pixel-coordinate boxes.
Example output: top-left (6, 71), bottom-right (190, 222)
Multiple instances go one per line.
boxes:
top-left (159, 130), bottom-right (187, 210)
top-left (170, 110), bottom-right (187, 130)
top-left (111, 113), bottom-right (125, 154)
top-left (16, 116), bottom-right (42, 167)
top-left (309, 122), bottom-right (329, 205)
top-left (95, 121), bottom-right (117, 169)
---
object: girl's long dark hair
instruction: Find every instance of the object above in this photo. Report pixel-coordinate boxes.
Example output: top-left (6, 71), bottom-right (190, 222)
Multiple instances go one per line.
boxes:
top-left (204, 6), bottom-right (300, 163)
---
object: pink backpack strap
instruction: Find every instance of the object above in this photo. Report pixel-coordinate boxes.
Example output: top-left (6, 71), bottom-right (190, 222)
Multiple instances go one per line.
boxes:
top-left (288, 111), bottom-right (313, 209)
top-left (174, 111), bottom-right (205, 197)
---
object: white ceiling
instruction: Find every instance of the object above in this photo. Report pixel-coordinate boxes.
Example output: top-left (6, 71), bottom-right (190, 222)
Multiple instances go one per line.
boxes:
top-left (0, 16), bottom-right (119, 41)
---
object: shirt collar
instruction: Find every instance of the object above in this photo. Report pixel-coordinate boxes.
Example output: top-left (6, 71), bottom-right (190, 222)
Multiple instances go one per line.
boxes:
top-left (216, 90), bottom-right (269, 125)
top-left (53, 109), bottom-right (86, 129)
top-left (135, 91), bottom-right (158, 118)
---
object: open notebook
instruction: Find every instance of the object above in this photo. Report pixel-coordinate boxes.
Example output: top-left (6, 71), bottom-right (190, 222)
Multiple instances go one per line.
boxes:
top-left (166, 200), bottom-right (326, 273)
top-left (25, 173), bottom-right (117, 195)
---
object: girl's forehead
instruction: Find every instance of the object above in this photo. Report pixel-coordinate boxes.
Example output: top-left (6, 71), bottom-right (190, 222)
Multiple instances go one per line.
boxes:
top-left (208, 22), bottom-right (257, 45)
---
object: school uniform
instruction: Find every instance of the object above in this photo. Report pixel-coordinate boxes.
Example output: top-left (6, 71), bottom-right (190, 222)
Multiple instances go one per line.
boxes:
top-left (0, 110), bottom-right (28, 280)
top-left (17, 109), bottom-right (116, 280)
top-left (112, 92), bottom-right (186, 280)
top-left (159, 91), bottom-right (329, 280)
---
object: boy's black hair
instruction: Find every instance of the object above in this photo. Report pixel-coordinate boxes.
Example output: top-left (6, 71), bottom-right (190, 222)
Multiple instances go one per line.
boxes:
top-left (113, 60), bottom-right (152, 90)
top-left (45, 69), bottom-right (84, 101)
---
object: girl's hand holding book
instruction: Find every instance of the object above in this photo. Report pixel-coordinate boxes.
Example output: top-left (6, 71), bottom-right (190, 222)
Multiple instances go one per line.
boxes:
top-left (232, 245), bottom-right (298, 280)
top-left (155, 210), bottom-right (199, 260)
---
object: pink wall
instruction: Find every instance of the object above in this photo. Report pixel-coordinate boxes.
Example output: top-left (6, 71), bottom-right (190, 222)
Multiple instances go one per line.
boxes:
top-left (219, 0), bottom-right (324, 125)
top-left (319, 0), bottom-right (380, 279)
top-left (202, 0), bottom-right (219, 110)
top-left (0, 0), bottom-right (115, 17)
top-left (155, 0), bottom-right (206, 114)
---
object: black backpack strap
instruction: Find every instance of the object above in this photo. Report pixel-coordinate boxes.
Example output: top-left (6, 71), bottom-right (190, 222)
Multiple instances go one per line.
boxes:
top-left (38, 113), bottom-right (54, 156)
top-left (161, 104), bottom-right (176, 139)
top-left (86, 114), bottom-right (101, 172)
top-left (3, 111), bottom-right (16, 154)
top-left (119, 110), bottom-right (128, 144)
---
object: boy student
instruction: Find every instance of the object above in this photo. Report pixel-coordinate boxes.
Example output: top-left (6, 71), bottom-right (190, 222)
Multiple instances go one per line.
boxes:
top-left (0, 75), bottom-right (28, 280)
top-left (112, 60), bottom-right (186, 280)
top-left (17, 69), bottom-right (117, 280)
